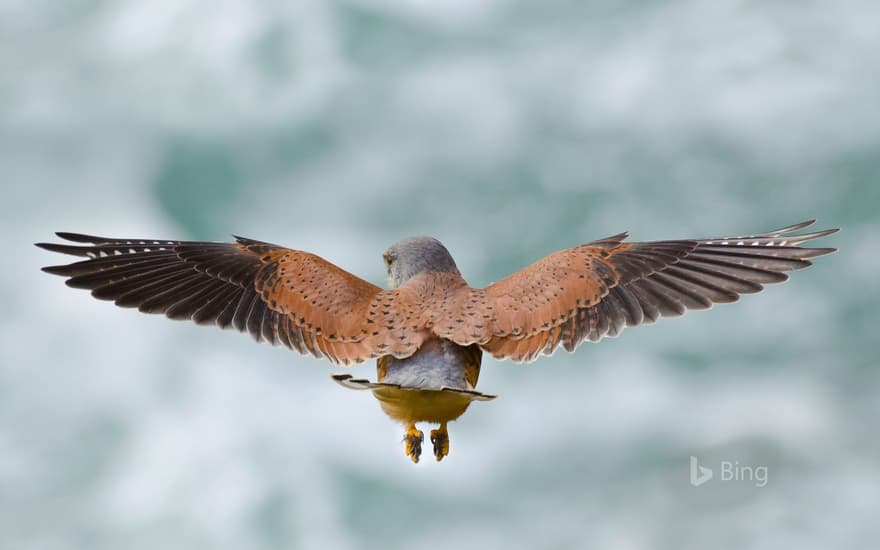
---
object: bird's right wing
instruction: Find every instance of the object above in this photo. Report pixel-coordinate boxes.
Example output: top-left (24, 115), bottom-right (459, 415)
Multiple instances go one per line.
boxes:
top-left (480, 220), bottom-right (838, 362)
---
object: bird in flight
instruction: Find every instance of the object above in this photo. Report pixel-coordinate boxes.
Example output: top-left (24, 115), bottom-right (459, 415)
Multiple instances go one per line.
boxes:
top-left (37, 220), bottom-right (837, 463)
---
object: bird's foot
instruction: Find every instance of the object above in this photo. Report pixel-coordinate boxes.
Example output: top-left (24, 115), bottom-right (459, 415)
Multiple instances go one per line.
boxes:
top-left (404, 425), bottom-right (424, 463)
top-left (430, 423), bottom-right (449, 462)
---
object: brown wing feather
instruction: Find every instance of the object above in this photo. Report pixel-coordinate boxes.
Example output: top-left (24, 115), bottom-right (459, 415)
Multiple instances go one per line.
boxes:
top-left (483, 233), bottom-right (626, 339)
top-left (37, 233), bottom-right (429, 366)
top-left (481, 221), bottom-right (838, 362)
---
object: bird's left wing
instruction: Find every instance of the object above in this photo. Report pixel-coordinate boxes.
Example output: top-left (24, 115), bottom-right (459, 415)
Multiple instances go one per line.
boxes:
top-left (479, 220), bottom-right (838, 362)
top-left (37, 233), bottom-right (424, 365)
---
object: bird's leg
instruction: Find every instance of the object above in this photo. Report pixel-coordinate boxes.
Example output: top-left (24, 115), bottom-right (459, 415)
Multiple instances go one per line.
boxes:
top-left (404, 424), bottom-right (424, 463)
top-left (430, 421), bottom-right (450, 462)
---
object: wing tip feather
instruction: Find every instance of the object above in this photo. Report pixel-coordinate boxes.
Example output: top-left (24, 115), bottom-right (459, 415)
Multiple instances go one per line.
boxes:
top-left (766, 219), bottom-right (816, 235)
top-left (40, 264), bottom-right (70, 275)
top-left (54, 231), bottom-right (105, 243)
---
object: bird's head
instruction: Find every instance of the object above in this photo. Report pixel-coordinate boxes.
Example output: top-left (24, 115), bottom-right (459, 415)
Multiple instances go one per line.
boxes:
top-left (383, 236), bottom-right (459, 289)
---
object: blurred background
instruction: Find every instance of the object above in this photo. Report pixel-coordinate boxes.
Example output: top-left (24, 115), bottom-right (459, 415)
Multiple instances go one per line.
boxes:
top-left (2, 0), bottom-right (878, 549)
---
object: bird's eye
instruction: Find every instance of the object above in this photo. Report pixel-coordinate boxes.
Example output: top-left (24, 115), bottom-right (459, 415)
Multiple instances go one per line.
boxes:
top-left (384, 254), bottom-right (393, 266)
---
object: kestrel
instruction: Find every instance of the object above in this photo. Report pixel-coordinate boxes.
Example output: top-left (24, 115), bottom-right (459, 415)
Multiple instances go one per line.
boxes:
top-left (37, 220), bottom-right (837, 463)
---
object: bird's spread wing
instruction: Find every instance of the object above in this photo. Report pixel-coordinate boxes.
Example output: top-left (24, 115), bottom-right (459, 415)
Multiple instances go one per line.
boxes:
top-left (37, 233), bottom-right (424, 365)
top-left (479, 220), bottom-right (838, 362)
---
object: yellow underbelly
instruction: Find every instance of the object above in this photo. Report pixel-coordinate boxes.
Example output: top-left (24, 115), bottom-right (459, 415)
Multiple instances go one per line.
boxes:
top-left (372, 386), bottom-right (474, 425)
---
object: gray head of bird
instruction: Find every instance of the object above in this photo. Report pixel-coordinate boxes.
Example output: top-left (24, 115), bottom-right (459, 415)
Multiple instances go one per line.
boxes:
top-left (383, 236), bottom-right (459, 289)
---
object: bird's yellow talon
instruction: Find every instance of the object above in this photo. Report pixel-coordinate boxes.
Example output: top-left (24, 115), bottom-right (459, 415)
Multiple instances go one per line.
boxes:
top-left (404, 425), bottom-right (423, 463)
top-left (430, 422), bottom-right (449, 462)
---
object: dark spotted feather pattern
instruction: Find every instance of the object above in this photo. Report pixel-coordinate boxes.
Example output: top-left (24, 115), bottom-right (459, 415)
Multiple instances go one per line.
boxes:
top-left (36, 233), bottom-right (390, 365)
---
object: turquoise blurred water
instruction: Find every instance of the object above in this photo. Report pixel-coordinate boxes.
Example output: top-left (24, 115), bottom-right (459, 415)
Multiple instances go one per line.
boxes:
top-left (2, 1), bottom-right (878, 549)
